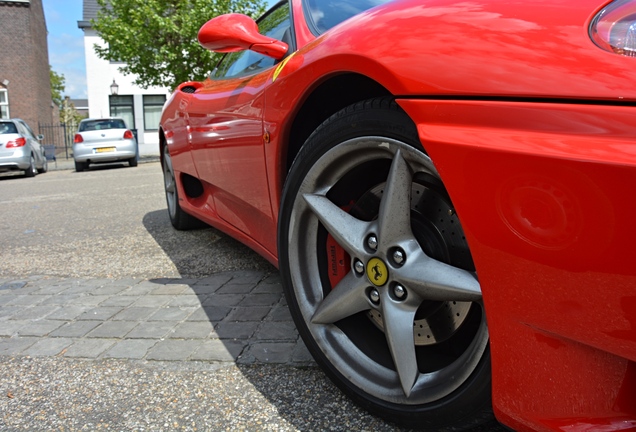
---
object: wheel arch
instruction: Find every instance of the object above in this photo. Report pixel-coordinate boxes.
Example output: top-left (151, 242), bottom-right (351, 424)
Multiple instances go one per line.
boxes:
top-left (281, 73), bottom-right (392, 183)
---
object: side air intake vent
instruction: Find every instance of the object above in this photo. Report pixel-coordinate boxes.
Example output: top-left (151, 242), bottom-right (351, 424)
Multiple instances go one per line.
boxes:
top-left (181, 86), bottom-right (196, 94)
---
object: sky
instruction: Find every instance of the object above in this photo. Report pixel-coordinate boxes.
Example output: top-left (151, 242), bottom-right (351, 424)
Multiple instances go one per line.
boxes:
top-left (43, 0), bottom-right (87, 99)
top-left (42, 0), bottom-right (277, 101)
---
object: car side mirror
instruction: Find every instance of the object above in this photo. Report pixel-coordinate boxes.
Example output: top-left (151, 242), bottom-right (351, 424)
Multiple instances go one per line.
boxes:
top-left (198, 13), bottom-right (288, 60)
top-left (37, 134), bottom-right (44, 141)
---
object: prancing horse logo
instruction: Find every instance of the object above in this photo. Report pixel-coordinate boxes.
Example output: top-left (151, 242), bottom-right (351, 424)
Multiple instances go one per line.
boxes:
top-left (372, 263), bottom-right (383, 281)
top-left (366, 258), bottom-right (388, 287)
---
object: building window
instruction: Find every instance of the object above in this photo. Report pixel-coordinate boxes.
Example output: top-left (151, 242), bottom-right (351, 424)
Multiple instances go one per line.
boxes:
top-left (143, 95), bottom-right (166, 131)
top-left (109, 95), bottom-right (134, 130)
top-left (0, 89), bottom-right (9, 119)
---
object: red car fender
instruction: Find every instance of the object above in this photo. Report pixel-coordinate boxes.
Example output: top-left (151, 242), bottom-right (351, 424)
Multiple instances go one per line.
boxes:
top-left (398, 98), bottom-right (636, 432)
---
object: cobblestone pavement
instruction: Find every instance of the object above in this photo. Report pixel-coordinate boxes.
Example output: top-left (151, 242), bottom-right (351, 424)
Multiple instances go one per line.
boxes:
top-left (0, 271), bottom-right (309, 366)
top-left (1, 272), bottom-right (403, 431)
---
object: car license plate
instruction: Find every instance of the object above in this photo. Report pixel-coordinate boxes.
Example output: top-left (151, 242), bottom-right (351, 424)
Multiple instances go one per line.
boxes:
top-left (95, 147), bottom-right (116, 153)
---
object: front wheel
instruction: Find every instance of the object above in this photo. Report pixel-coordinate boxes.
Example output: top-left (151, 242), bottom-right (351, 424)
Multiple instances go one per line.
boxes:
top-left (278, 98), bottom-right (492, 430)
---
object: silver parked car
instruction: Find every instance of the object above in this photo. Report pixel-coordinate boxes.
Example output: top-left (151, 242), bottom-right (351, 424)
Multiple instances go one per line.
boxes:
top-left (73, 118), bottom-right (138, 172)
top-left (0, 119), bottom-right (47, 177)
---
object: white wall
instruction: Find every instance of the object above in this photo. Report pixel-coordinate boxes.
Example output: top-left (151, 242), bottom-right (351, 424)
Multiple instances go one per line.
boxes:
top-left (83, 28), bottom-right (170, 157)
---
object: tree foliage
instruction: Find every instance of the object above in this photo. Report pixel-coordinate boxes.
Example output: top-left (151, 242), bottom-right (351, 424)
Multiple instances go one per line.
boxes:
top-left (60, 99), bottom-right (86, 127)
top-left (50, 67), bottom-right (65, 106)
top-left (93, 0), bottom-right (266, 90)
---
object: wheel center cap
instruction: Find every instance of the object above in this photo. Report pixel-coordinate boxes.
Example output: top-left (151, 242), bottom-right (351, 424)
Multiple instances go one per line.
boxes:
top-left (367, 258), bottom-right (388, 286)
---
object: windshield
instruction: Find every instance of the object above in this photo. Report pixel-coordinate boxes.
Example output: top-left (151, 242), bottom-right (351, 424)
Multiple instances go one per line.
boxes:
top-left (79, 119), bottom-right (127, 132)
top-left (304, 0), bottom-right (392, 35)
top-left (0, 122), bottom-right (18, 134)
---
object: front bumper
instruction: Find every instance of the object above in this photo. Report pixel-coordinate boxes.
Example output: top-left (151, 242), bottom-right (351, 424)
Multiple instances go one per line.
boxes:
top-left (73, 138), bottom-right (137, 163)
top-left (398, 98), bottom-right (636, 432)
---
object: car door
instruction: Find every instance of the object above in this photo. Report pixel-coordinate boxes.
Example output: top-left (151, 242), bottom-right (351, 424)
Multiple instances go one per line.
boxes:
top-left (187, 2), bottom-right (292, 252)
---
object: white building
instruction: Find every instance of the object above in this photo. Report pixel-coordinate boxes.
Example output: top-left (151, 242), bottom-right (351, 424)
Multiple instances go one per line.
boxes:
top-left (78, 0), bottom-right (169, 157)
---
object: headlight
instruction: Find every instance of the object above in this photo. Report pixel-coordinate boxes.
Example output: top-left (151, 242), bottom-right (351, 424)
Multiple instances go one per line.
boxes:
top-left (590, 0), bottom-right (636, 57)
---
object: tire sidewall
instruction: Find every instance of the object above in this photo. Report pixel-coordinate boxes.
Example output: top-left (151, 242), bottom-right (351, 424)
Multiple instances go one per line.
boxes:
top-left (25, 155), bottom-right (36, 177)
top-left (162, 145), bottom-right (180, 225)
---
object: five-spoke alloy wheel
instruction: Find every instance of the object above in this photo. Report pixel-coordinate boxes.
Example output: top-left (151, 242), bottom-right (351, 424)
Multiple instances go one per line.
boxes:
top-left (279, 99), bottom-right (492, 430)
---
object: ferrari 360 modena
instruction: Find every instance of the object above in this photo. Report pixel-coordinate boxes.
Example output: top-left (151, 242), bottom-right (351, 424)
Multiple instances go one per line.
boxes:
top-left (159, 0), bottom-right (636, 430)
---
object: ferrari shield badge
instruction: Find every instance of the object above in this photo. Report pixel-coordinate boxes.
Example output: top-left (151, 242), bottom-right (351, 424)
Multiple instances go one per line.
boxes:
top-left (366, 258), bottom-right (388, 286)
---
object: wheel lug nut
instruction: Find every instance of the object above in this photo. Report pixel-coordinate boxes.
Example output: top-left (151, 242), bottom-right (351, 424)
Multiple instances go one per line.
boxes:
top-left (393, 284), bottom-right (407, 299)
top-left (393, 249), bottom-right (405, 265)
top-left (369, 289), bottom-right (380, 304)
top-left (367, 235), bottom-right (378, 251)
top-left (354, 260), bottom-right (364, 274)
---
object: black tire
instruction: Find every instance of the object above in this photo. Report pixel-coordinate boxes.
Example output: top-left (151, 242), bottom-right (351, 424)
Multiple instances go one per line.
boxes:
top-left (278, 98), bottom-right (492, 430)
top-left (37, 155), bottom-right (48, 174)
top-left (129, 157), bottom-right (138, 167)
top-left (24, 154), bottom-right (37, 177)
top-left (162, 144), bottom-right (206, 230)
top-left (74, 160), bottom-right (87, 172)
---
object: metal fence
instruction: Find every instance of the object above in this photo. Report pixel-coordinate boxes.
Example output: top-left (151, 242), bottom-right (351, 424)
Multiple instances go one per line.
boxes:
top-left (38, 122), bottom-right (77, 159)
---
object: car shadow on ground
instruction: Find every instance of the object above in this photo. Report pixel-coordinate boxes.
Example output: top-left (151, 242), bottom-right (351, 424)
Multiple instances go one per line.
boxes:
top-left (0, 171), bottom-right (31, 180)
top-left (141, 209), bottom-right (506, 431)
top-left (74, 162), bottom-right (131, 172)
top-left (141, 209), bottom-right (273, 277)
top-left (0, 175), bottom-right (22, 181)
top-left (140, 209), bottom-right (409, 430)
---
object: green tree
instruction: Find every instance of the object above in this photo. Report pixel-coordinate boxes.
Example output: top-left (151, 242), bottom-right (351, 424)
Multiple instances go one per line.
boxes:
top-left (60, 97), bottom-right (86, 127)
top-left (93, 0), bottom-right (266, 90)
top-left (50, 67), bottom-right (65, 106)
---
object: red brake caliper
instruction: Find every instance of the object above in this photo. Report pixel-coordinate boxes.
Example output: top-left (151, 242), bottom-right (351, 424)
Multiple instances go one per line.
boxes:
top-left (326, 202), bottom-right (354, 289)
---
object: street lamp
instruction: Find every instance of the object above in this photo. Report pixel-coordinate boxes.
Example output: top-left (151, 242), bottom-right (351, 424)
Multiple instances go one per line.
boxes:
top-left (110, 79), bottom-right (119, 95)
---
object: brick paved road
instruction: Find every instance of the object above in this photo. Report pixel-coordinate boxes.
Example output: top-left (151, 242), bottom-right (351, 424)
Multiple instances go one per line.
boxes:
top-left (0, 271), bottom-right (313, 366)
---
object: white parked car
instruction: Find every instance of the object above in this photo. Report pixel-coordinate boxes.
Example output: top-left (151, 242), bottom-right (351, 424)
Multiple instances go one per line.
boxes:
top-left (73, 118), bottom-right (138, 172)
top-left (0, 119), bottom-right (47, 177)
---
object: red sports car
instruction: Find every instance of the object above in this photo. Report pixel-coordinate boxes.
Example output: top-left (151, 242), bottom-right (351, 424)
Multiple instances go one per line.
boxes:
top-left (159, 0), bottom-right (636, 430)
